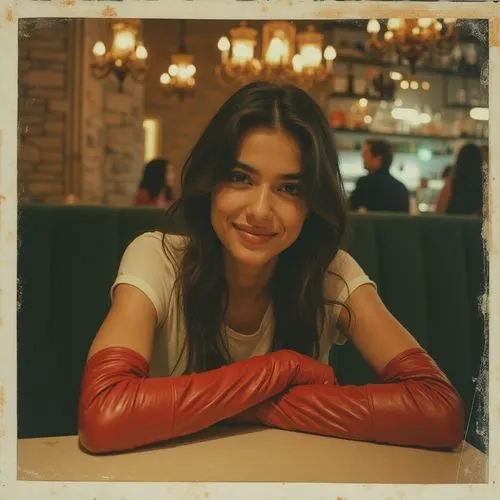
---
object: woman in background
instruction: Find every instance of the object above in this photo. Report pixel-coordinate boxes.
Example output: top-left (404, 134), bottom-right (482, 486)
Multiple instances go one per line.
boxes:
top-left (135, 157), bottom-right (176, 207)
top-left (435, 143), bottom-right (484, 215)
top-left (446, 143), bottom-right (484, 215)
top-left (434, 164), bottom-right (453, 214)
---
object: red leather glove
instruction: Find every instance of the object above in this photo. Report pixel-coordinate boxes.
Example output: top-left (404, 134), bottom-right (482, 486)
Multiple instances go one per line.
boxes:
top-left (78, 346), bottom-right (334, 454)
top-left (252, 347), bottom-right (465, 449)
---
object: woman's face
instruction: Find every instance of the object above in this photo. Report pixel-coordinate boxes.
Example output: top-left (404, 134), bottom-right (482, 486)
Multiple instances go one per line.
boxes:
top-left (211, 128), bottom-right (308, 271)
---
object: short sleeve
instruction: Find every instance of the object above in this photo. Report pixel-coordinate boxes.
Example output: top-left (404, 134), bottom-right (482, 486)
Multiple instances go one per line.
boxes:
top-left (323, 250), bottom-right (376, 346)
top-left (110, 232), bottom-right (184, 327)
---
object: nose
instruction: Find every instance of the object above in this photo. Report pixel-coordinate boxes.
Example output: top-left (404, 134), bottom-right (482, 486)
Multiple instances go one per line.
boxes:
top-left (247, 184), bottom-right (274, 223)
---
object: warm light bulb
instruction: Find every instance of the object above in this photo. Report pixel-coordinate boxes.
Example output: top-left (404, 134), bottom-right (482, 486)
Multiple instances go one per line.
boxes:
top-left (421, 81), bottom-right (431, 90)
top-left (266, 36), bottom-right (287, 64)
top-left (187, 64), bottom-right (196, 76)
top-left (179, 65), bottom-right (193, 80)
top-left (232, 41), bottom-right (254, 64)
top-left (324, 45), bottom-right (337, 61)
top-left (390, 71), bottom-right (403, 81)
top-left (135, 44), bottom-right (148, 60)
top-left (93, 41), bottom-right (106, 57)
top-left (359, 98), bottom-right (368, 108)
top-left (384, 31), bottom-right (394, 42)
top-left (300, 44), bottom-right (322, 68)
top-left (367, 19), bottom-right (381, 34)
top-left (364, 115), bottom-right (373, 125)
top-left (387, 18), bottom-right (403, 31)
top-left (400, 80), bottom-right (409, 89)
top-left (410, 80), bottom-right (419, 90)
top-left (217, 36), bottom-right (230, 52)
top-left (418, 18), bottom-right (433, 29)
top-left (160, 73), bottom-right (171, 85)
top-left (168, 64), bottom-right (179, 77)
top-left (292, 54), bottom-right (303, 72)
top-left (113, 29), bottom-right (136, 57)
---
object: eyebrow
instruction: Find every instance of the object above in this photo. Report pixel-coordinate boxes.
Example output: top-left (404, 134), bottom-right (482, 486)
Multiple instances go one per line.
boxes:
top-left (234, 161), bottom-right (302, 181)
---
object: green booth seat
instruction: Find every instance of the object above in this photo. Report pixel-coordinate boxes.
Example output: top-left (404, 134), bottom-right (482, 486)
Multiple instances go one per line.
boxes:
top-left (17, 204), bottom-right (487, 453)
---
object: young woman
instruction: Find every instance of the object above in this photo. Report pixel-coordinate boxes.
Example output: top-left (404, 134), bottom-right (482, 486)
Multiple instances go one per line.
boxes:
top-left (135, 157), bottom-right (176, 207)
top-left (435, 144), bottom-right (484, 215)
top-left (78, 81), bottom-right (464, 454)
top-left (446, 143), bottom-right (484, 216)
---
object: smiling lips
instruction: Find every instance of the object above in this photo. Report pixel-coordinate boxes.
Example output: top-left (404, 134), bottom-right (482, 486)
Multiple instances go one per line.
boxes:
top-left (232, 223), bottom-right (277, 245)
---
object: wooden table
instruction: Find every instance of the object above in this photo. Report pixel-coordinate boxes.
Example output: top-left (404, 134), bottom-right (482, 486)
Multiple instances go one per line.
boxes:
top-left (17, 425), bottom-right (487, 483)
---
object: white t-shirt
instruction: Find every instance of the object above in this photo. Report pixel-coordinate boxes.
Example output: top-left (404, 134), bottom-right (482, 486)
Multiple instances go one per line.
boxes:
top-left (111, 231), bottom-right (375, 377)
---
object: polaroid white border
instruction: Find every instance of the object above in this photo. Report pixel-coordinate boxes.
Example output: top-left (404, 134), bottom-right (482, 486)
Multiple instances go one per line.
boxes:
top-left (0, 1), bottom-right (497, 499)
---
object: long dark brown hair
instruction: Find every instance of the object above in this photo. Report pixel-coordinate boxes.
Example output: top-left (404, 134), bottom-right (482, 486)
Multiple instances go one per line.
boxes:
top-left (446, 143), bottom-right (484, 215)
top-left (162, 81), bottom-right (349, 374)
top-left (138, 157), bottom-right (175, 202)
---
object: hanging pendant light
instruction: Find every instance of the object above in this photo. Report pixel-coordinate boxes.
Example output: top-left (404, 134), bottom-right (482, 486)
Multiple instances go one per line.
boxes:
top-left (160, 20), bottom-right (197, 101)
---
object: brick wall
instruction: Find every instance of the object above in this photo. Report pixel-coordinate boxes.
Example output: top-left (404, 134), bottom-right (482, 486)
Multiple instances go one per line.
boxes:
top-left (80, 19), bottom-right (105, 205)
top-left (18, 19), bottom-right (72, 203)
top-left (18, 18), bottom-right (145, 206)
top-left (81, 19), bottom-right (145, 206)
top-left (101, 80), bottom-right (145, 206)
top-left (18, 18), bottom-right (329, 205)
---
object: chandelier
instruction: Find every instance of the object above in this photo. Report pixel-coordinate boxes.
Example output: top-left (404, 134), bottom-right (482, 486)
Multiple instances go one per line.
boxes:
top-left (365, 18), bottom-right (458, 74)
top-left (160, 20), bottom-right (197, 101)
top-left (91, 19), bottom-right (148, 92)
top-left (215, 21), bottom-right (336, 89)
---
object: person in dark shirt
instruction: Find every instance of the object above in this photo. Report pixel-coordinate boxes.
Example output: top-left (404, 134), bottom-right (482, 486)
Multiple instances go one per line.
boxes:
top-left (349, 140), bottom-right (410, 213)
top-left (445, 143), bottom-right (484, 216)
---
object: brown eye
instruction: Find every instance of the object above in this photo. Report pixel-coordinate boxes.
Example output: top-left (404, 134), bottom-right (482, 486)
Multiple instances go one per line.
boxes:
top-left (280, 183), bottom-right (301, 196)
top-left (229, 171), bottom-right (250, 184)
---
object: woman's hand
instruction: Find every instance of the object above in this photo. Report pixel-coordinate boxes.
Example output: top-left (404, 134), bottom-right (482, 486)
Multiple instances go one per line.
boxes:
top-left (223, 352), bottom-right (336, 426)
top-left (275, 350), bottom-right (335, 386)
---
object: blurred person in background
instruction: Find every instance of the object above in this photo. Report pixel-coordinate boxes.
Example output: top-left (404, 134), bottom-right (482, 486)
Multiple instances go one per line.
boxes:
top-left (435, 144), bottom-right (484, 216)
top-left (135, 157), bottom-right (176, 207)
top-left (349, 140), bottom-right (409, 213)
top-left (434, 164), bottom-right (453, 214)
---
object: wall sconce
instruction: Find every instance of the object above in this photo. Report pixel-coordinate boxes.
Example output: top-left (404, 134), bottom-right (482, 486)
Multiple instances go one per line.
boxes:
top-left (91, 19), bottom-right (148, 92)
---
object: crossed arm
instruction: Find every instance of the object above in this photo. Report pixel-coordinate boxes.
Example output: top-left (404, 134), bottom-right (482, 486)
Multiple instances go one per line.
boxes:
top-left (78, 283), bottom-right (464, 454)
top-left (227, 284), bottom-right (463, 448)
